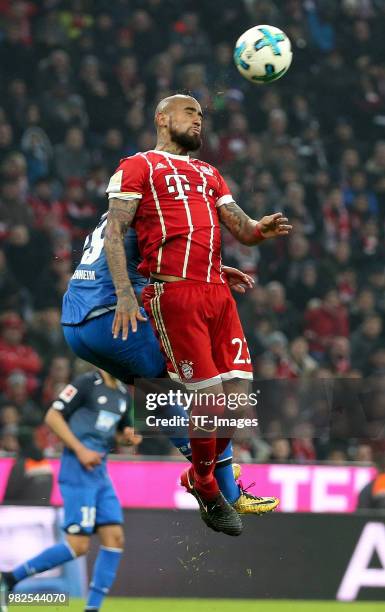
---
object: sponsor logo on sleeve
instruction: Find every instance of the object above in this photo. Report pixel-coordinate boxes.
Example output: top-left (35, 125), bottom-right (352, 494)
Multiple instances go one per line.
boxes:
top-left (59, 384), bottom-right (78, 403)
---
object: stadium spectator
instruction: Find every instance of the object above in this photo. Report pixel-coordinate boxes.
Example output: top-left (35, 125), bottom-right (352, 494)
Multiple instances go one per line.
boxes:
top-left (283, 182), bottom-right (315, 236)
top-left (1, 370), bottom-right (42, 428)
top-left (3, 428), bottom-right (53, 505)
top-left (61, 178), bottom-right (97, 245)
top-left (355, 443), bottom-right (374, 464)
top-left (98, 128), bottom-right (125, 176)
top-left (322, 187), bottom-right (350, 253)
top-left (0, 20), bottom-right (35, 86)
top-left (304, 289), bottom-right (349, 358)
top-left (268, 438), bottom-right (292, 463)
top-left (0, 181), bottom-right (33, 229)
top-left (4, 225), bottom-right (52, 293)
top-left (39, 355), bottom-right (71, 408)
top-left (0, 313), bottom-right (42, 393)
top-left (0, 249), bottom-right (22, 313)
top-left (326, 447), bottom-right (349, 464)
top-left (54, 127), bottom-right (91, 183)
top-left (38, 48), bottom-right (74, 92)
top-left (290, 417), bottom-right (317, 461)
top-left (6, 79), bottom-right (31, 136)
top-left (33, 251), bottom-right (72, 310)
top-left (219, 111), bottom-right (250, 163)
top-left (21, 126), bottom-right (53, 184)
top-left (28, 178), bottom-right (67, 234)
top-left (40, 82), bottom-right (88, 142)
top-left (264, 331), bottom-right (295, 379)
top-left (271, 233), bottom-right (314, 289)
top-left (349, 287), bottom-right (377, 329)
top-left (357, 455), bottom-right (385, 510)
top-left (288, 261), bottom-right (323, 310)
top-left (0, 123), bottom-right (15, 165)
top-left (171, 12), bottom-right (211, 63)
top-left (0, 429), bottom-right (19, 453)
top-left (28, 308), bottom-right (70, 368)
top-left (288, 337), bottom-right (318, 378)
top-left (265, 281), bottom-right (300, 339)
top-left (0, 403), bottom-right (20, 445)
top-left (351, 314), bottom-right (383, 373)
top-left (78, 55), bottom-right (111, 135)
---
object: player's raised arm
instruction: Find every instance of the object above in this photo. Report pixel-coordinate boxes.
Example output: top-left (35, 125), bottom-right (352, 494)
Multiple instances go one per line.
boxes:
top-left (104, 197), bottom-right (146, 339)
top-left (218, 201), bottom-right (292, 246)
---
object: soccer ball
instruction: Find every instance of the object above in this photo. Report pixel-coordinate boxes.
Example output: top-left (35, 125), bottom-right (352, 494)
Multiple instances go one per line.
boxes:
top-left (234, 25), bottom-right (292, 84)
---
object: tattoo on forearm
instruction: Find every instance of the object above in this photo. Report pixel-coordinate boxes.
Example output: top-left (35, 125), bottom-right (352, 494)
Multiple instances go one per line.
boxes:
top-left (219, 202), bottom-right (255, 245)
top-left (104, 198), bottom-right (140, 300)
top-left (107, 200), bottom-right (139, 234)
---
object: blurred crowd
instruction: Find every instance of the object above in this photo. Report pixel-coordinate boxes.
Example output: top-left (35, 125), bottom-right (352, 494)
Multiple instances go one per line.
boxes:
top-left (0, 0), bottom-right (385, 464)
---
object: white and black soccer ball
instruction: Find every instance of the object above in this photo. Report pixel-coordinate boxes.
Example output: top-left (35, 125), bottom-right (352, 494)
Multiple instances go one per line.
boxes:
top-left (234, 24), bottom-right (292, 84)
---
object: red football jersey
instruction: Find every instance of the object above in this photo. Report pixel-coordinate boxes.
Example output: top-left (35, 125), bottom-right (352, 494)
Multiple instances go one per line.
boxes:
top-left (106, 150), bottom-right (234, 283)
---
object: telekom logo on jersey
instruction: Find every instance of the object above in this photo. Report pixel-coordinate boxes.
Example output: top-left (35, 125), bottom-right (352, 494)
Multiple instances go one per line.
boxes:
top-left (165, 174), bottom-right (214, 200)
top-left (165, 174), bottom-right (190, 199)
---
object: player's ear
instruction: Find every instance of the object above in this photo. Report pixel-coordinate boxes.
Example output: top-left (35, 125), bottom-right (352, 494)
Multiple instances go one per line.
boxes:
top-left (156, 111), bottom-right (169, 129)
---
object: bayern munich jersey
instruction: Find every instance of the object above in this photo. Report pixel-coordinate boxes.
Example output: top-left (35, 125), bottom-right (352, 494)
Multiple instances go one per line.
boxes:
top-left (61, 213), bottom-right (148, 325)
top-left (106, 150), bottom-right (235, 283)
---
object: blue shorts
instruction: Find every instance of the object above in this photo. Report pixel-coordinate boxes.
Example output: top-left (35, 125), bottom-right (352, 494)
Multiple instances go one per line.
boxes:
top-left (62, 309), bottom-right (166, 383)
top-left (60, 477), bottom-right (123, 535)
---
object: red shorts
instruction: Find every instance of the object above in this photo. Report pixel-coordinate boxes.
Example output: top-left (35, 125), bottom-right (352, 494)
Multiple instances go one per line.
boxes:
top-left (142, 280), bottom-right (253, 389)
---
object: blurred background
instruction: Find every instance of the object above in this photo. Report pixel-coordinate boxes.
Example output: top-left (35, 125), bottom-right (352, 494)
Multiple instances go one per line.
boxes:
top-left (0, 2), bottom-right (385, 601)
top-left (0, 0), bottom-right (385, 503)
top-left (1, 0), bottom-right (385, 466)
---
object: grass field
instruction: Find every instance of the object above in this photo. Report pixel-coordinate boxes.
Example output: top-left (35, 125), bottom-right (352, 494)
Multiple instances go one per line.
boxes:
top-left (13, 598), bottom-right (385, 612)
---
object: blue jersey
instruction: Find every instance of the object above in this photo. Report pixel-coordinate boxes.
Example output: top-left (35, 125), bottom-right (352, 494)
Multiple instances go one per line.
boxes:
top-left (53, 371), bottom-right (131, 453)
top-left (52, 371), bottom-right (132, 485)
top-left (53, 371), bottom-right (127, 532)
top-left (61, 213), bottom-right (148, 325)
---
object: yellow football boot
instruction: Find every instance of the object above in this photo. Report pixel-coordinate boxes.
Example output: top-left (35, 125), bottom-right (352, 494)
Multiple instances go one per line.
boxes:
top-left (232, 463), bottom-right (280, 515)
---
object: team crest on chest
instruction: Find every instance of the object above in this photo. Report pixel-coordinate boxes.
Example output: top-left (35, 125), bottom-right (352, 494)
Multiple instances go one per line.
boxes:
top-left (199, 165), bottom-right (214, 176)
top-left (179, 360), bottom-right (194, 380)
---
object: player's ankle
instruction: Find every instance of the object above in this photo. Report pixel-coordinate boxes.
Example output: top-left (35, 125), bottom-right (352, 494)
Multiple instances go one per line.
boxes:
top-left (194, 475), bottom-right (220, 500)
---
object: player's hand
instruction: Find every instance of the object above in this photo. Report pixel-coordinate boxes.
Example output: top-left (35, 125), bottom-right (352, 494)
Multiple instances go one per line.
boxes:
top-left (222, 265), bottom-right (255, 294)
top-left (76, 446), bottom-right (104, 470)
top-left (122, 426), bottom-right (143, 446)
top-left (113, 293), bottom-right (147, 339)
top-left (257, 213), bottom-right (292, 239)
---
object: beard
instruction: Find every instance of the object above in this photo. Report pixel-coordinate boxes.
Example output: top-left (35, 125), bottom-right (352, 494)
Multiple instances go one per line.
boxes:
top-left (169, 124), bottom-right (202, 151)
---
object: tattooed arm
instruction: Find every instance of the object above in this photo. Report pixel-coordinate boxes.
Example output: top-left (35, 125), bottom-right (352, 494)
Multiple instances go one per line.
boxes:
top-left (218, 201), bottom-right (292, 246)
top-left (104, 197), bottom-right (146, 339)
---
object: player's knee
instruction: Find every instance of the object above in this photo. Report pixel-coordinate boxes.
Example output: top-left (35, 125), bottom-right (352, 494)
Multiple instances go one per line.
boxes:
top-left (66, 535), bottom-right (90, 556)
top-left (99, 526), bottom-right (125, 550)
top-left (106, 530), bottom-right (125, 550)
top-left (112, 530), bottom-right (125, 549)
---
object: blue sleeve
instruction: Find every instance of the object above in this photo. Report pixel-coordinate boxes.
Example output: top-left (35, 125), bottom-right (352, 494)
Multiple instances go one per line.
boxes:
top-left (50, 375), bottom-right (92, 420)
